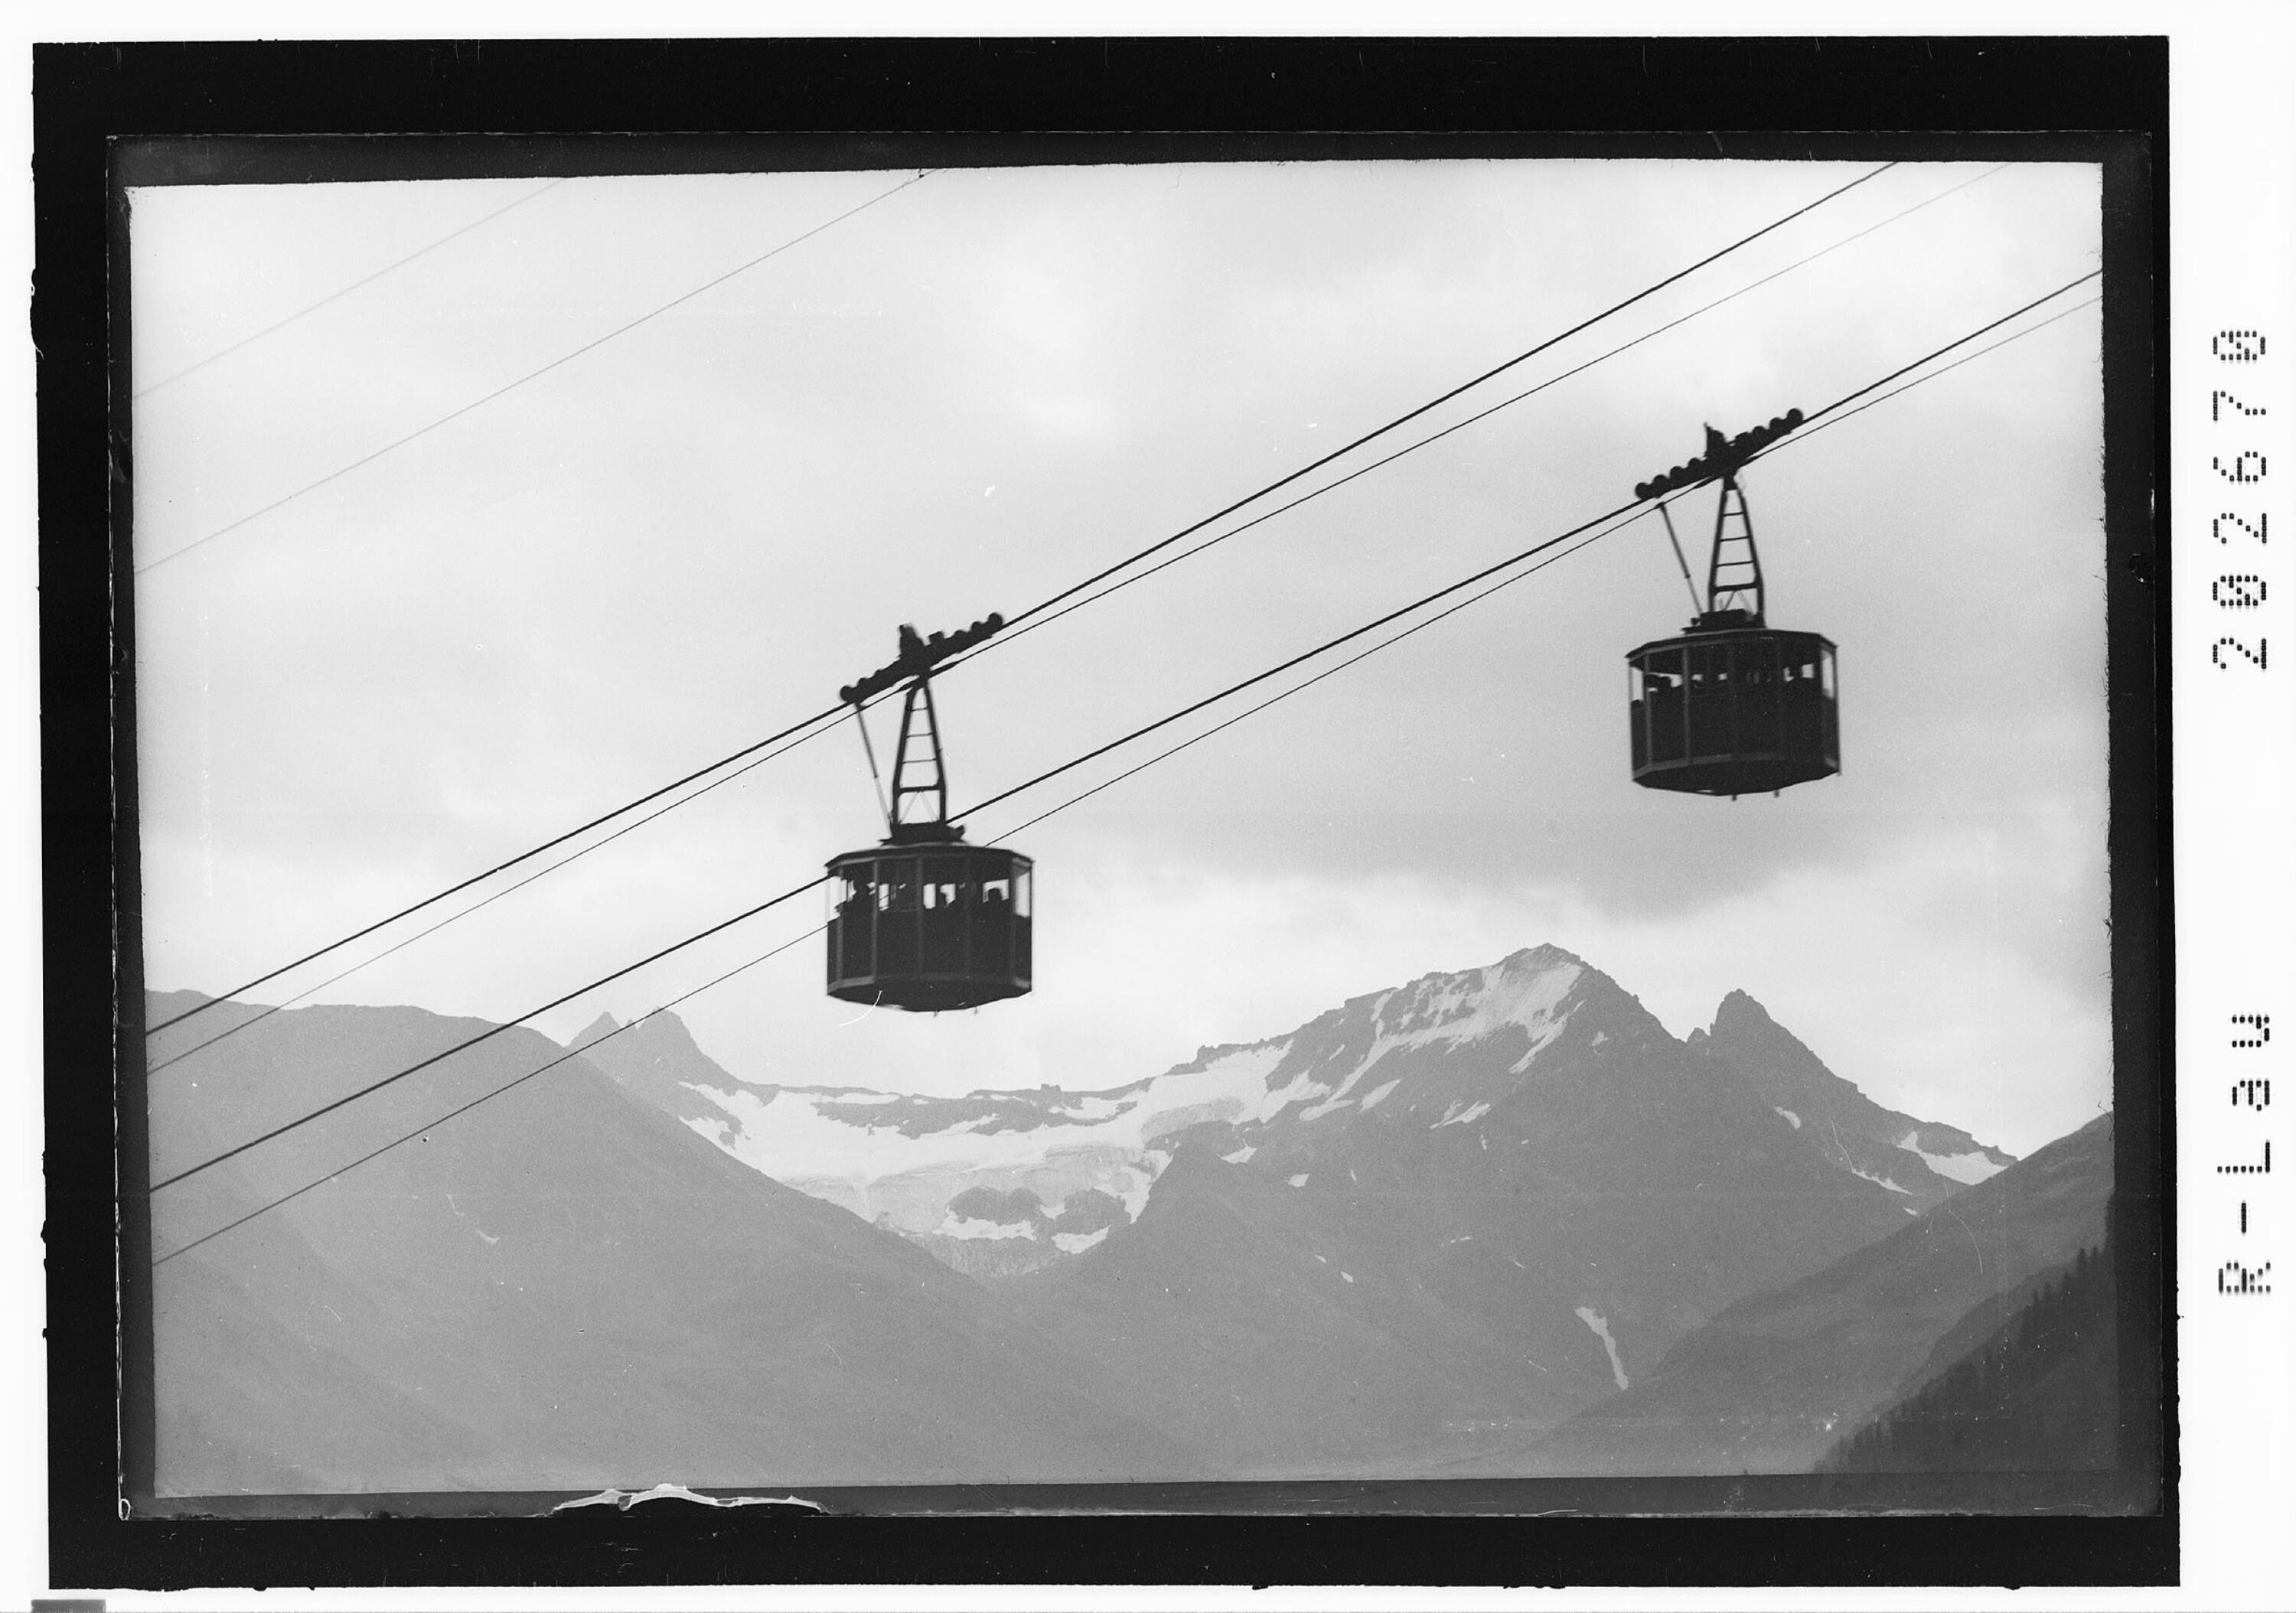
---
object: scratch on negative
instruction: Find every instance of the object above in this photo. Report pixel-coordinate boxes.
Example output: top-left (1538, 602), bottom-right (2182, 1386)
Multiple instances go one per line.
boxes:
top-left (1944, 1204), bottom-right (1983, 1274)
top-left (1828, 1117), bottom-right (1857, 1173)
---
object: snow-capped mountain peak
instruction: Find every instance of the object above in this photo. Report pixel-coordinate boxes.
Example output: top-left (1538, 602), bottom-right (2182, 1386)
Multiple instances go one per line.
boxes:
top-left (577, 947), bottom-right (2002, 1289)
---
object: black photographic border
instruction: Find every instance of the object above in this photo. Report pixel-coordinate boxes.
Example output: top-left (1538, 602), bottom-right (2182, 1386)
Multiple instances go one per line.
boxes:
top-left (35, 34), bottom-right (2172, 1591)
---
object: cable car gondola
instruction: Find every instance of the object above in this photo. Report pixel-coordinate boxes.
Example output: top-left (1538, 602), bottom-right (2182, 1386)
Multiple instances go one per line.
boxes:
top-left (826, 618), bottom-right (1032, 1012)
top-left (1626, 412), bottom-right (1839, 798)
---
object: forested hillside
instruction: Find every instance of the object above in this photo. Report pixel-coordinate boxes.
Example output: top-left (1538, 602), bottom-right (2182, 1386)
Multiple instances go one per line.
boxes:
top-left (1820, 1237), bottom-right (2116, 1474)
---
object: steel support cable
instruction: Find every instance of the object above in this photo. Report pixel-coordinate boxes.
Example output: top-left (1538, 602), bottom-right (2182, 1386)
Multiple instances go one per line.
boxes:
top-left (146, 273), bottom-right (2104, 1254)
top-left (987, 508), bottom-right (1664, 846)
top-left (135, 178), bottom-right (574, 399)
top-left (147, 871), bottom-right (832, 1194)
top-left (134, 169), bottom-right (937, 577)
top-left (934, 164), bottom-right (2004, 670)
top-left (144, 164), bottom-right (1900, 1036)
top-left (954, 500), bottom-right (1650, 826)
top-left (147, 703), bottom-right (858, 1074)
top-left (1767, 269), bottom-right (2100, 442)
top-left (992, 162), bottom-right (1899, 638)
top-left (149, 513), bottom-right (1663, 1263)
top-left (955, 265), bottom-right (2104, 829)
top-left (153, 924), bottom-right (828, 1267)
top-left (148, 670), bottom-right (937, 1041)
top-left (144, 699), bottom-right (850, 1035)
top-left (1756, 295), bottom-right (2102, 459)
top-left (147, 484), bottom-right (1659, 1198)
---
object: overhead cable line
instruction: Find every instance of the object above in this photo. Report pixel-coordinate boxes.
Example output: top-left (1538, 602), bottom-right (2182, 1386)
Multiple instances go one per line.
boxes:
top-left (148, 269), bottom-right (2104, 1255)
top-left (1035, 283), bottom-right (2102, 842)
top-left (1756, 295), bottom-right (2101, 458)
top-left (152, 512), bottom-right (1665, 1259)
top-left (987, 510), bottom-right (1665, 846)
top-left (992, 162), bottom-right (1898, 637)
top-left (135, 178), bottom-right (573, 399)
top-left (144, 699), bottom-right (850, 1035)
top-left (950, 264), bottom-right (2099, 826)
top-left (148, 471), bottom-right (1659, 1194)
top-left (148, 163), bottom-right (1899, 1034)
top-left (146, 702), bottom-right (858, 1072)
top-left (134, 168), bottom-right (937, 576)
top-left (153, 924), bottom-right (826, 1267)
top-left (951, 164), bottom-right (2005, 666)
top-left (147, 870), bottom-right (831, 1194)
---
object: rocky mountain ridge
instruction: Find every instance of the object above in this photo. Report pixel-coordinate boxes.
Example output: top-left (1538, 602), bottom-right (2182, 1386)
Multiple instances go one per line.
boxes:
top-left (1518, 1110), bottom-right (2113, 1477)
top-left (996, 947), bottom-right (1978, 1470)
top-left (145, 989), bottom-right (1189, 1494)
top-left (1692, 989), bottom-right (2012, 1212)
top-left (579, 947), bottom-right (2015, 1286)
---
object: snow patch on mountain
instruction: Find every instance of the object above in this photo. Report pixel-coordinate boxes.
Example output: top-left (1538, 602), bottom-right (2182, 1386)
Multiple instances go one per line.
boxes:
top-left (1299, 1069), bottom-right (1371, 1122)
top-left (1113, 1166), bottom-right (1158, 1222)
top-left (1844, 1162), bottom-right (1913, 1195)
top-left (1576, 1307), bottom-right (1631, 1390)
top-left (1054, 1228), bottom-right (1110, 1255)
top-left (1774, 1107), bottom-right (1802, 1129)
top-left (939, 1214), bottom-right (1039, 1242)
top-left (1283, 950), bottom-right (1587, 1123)
top-left (656, 951), bottom-right (1597, 1262)
top-left (1382, 956), bottom-right (1581, 1051)
top-left (684, 1116), bottom-right (734, 1152)
top-left (694, 1037), bottom-right (1329, 1198)
top-left (1895, 1130), bottom-right (2007, 1185)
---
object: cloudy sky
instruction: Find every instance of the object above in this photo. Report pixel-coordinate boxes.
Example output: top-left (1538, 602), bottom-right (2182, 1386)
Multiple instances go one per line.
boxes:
top-left (131, 155), bottom-right (2108, 1155)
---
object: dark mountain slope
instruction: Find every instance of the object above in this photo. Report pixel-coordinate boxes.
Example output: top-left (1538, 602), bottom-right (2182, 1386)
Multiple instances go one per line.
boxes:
top-left (1821, 1237), bottom-right (2117, 1475)
top-left (1008, 948), bottom-right (1928, 1475)
top-left (1523, 1111), bottom-right (2112, 1477)
top-left (145, 991), bottom-right (1193, 1494)
top-left (1692, 990), bottom-right (2016, 1213)
top-left (571, 1008), bottom-right (746, 1126)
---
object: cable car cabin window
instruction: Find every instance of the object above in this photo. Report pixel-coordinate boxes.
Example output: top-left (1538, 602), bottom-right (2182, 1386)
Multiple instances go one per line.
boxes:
top-left (871, 857), bottom-right (918, 976)
top-left (1819, 643), bottom-right (1841, 760)
top-left (877, 861), bottom-right (921, 912)
top-left (1733, 637), bottom-right (1783, 756)
top-left (1011, 864), bottom-right (1032, 979)
top-left (1625, 649), bottom-right (1652, 769)
top-left (1632, 647), bottom-right (1689, 768)
top-left (1780, 643), bottom-right (1827, 761)
top-left (830, 870), bottom-right (875, 986)
top-left (1685, 641), bottom-right (1734, 760)
top-left (908, 855), bottom-right (964, 976)
top-left (921, 856), bottom-right (966, 911)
